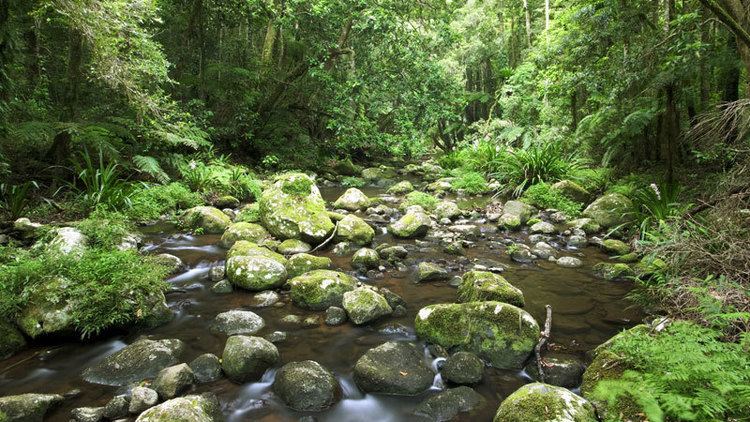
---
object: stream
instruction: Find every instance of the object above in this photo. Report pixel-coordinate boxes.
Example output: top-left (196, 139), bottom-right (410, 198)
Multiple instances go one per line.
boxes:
top-left (0, 185), bottom-right (642, 421)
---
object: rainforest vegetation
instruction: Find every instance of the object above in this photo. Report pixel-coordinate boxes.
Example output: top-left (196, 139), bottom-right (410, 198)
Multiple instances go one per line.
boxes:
top-left (1, 1), bottom-right (749, 421)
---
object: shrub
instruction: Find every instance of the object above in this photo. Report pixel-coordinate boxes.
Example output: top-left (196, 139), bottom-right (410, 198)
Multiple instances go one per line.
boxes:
top-left (77, 209), bottom-right (135, 249)
top-left (630, 182), bottom-right (686, 236)
top-left (493, 143), bottom-right (586, 196)
top-left (450, 170), bottom-right (490, 194)
top-left (522, 182), bottom-right (583, 216)
top-left (0, 181), bottom-right (39, 220)
top-left (341, 176), bottom-right (366, 188)
top-left (126, 182), bottom-right (202, 221)
top-left (593, 321), bottom-right (750, 422)
top-left (0, 248), bottom-right (169, 337)
top-left (570, 167), bottom-right (612, 193)
top-left (403, 191), bottom-right (439, 211)
top-left (70, 150), bottom-right (133, 211)
top-left (437, 151), bottom-right (466, 170)
top-left (179, 160), bottom-right (261, 201)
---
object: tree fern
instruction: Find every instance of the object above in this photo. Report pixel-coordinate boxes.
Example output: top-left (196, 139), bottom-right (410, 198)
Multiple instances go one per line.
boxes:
top-left (132, 155), bottom-right (170, 183)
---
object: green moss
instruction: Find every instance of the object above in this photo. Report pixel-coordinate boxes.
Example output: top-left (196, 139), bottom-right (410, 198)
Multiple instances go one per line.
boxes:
top-left (76, 209), bottom-right (134, 249)
top-left (280, 173), bottom-right (314, 196)
top-left (457, 271), bottom-right (525, 307)
top-left (286, 253), bottom-right (332, 277)
top-left (126, 182), bottom-right (202, 222)
top-left (235, 203), bottom-right (261, 223)
top-left (494, 383), bottom-right (597, 422)
top-left (450, 170), bottom-right (490, 195)
top-left (289, 270), bottom-right (357, 310)
top-left (522, 182), bottom-right (583, 217)
top-left (341, 176), bottom-right (366, 188)
top-left (402, 191), bottom-right (439, 211)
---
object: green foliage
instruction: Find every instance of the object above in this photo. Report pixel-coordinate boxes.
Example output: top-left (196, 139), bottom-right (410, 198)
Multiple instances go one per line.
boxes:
top-left (0, 247), bottom-right (169, 337)
top-left (0, 181), bottom-right (39, 220)
top-left (450, 170), bottom-right (490, 194)
top-left (494, 144), bottom-right (586, 196)
top-left (403, 191), bottom-right (439, 211)
top-left (630, 183), bottom-right (686, 237)
top-left (593, 321), bottom-right (750, 422)
top-left (341, 176), bottom-right (366, 188)
top-left (126, 182), bottom-right (202, 221)
top-left (281, 175), bottom-right (314, 196)
top-left (70, 150), bottom-right (132, 211)
top-left (178, 160), bottom-right (261, 201)
top-left (570, 168), bottom-right (612, 194)
top-left (76, 209), bottom-right (134, 249)
top-left (522, 183), bottom-right (583, 217)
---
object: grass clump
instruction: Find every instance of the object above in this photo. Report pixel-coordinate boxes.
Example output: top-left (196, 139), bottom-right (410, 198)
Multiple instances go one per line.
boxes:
top-left (403, 191), bottom-right (439, 211)
top-left (450, 170), bottom-right (490, 194)
top-left (126, 182), bottom-right (202, 221)
top-left (76, 209), bottom-right (135, 249)
top-left (179, 160), bottom-right (262, 201)
top-left (522, 182), bottom-right (583, 217)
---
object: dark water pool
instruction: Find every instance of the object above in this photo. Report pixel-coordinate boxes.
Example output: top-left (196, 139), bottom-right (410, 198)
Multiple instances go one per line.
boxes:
top-left (0, 187), bottom-right (642, 421)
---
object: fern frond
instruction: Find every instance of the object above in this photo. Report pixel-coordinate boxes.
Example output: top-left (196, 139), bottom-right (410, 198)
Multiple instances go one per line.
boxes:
top-left (133, 155), bottom-right (170, 183)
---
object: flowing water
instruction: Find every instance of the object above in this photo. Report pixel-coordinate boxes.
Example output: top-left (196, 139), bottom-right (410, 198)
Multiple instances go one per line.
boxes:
top-left (0, 186), bottom-right (642, 421)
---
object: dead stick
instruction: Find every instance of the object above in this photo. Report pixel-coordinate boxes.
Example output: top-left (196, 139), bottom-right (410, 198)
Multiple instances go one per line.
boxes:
top-left (535, 305), bottom-right (553, 382)
top-left (311, 221), bottom-right (339, 253)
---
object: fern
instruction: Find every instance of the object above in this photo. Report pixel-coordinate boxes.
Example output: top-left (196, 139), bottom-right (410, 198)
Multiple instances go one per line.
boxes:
top-left (133, 155), bottom-right (170, 183)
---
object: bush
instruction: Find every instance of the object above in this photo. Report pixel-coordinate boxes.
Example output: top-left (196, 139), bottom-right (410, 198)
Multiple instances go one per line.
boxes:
top-left (494, 143), bottom-right (586, 196)
top-left (593, 321), bottom-right (750, 422)
top-left (126, 182), bottom-right (202, 221)
top-left (450, 170), bottom-right (490, 194)
top-left (630, 182), bottom-right (686, 235)
top-left (179, 160), bottom-right (261, 201)
top-left (0, 248), bottom-right (169, 337)
top-left (341, 176), bottom-right (366, 188)
top-left (522, 182), bottom-right (583, 216)
top-left (402, 191), bottom-right (439, 211)
top-left (77, 209), bottom-right (135, 249)
top-left (570, 167), bottom-right (612, 193)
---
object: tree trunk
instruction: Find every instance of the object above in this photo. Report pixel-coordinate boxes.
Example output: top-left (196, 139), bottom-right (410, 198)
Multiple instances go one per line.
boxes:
top-left (523, 0), bottom-right (532, 47)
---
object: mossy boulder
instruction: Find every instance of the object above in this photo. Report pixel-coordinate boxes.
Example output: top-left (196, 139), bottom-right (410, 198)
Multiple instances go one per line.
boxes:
top-left (0, 393), bottom-right (64, 422)
top-left (502, 201), bottom-right (533, 224)
top-left (583, 193), bottom-right (633, 229)
top-left (277, 239), bottom-right (312, 255)
top-left (259, 173), bottom-right (334, 243)
top-left (413, 386), bottom-right (485, 421)
top-left (273, 360), bottom-right (340, 412)
top-left (417, 262), bottom-right (449, 282)
top-left (235, 203), bottom-right (261, 223)
top-left (226, 251), bottom-right (287, 291)
top-left (387, 180), bottom-right (415, 195)
top-left (135, 393), bottom-right (223, 422)
top-left (286, 253), bottom-right (332, 278)
top-left (182, 206), bottom-right (232, 234)
top-left (440, 352), bottom-right (484, 385)
top-left (214, 195), bottom-right (240, 209)
top-left (211, 310), bottom-right (265, 336)
top-left (353, 341), bottom-right (434, 396)
top-left (151, 363), bottom-right (196, 400)
top-left (335, 214), bottom-right (375, 245)
top-left (0, 321), bottom-right (26, 359)
top-left (552, 180), bottom-right (592, 204)
top-left (457, 271), bottom-right (524, 307)
top-left (568, 218), bottom-right (601, 234)
top-left (362, 166), bottom-right (397, 181)
top-left (333, 188), bottom-right (371, 211)
top-left (390, 212), bottom-right (432, 238)
top-left (493, 382), bottom-right (597, 422)
top-left (435, 201), bottom-right (462, 220)
top-left (16, 277), bottom-right (75, 339)
top-left (289, 270), bottom-right (357, 311)
top-left (593, 262), bottom-right (633, 281)
top-left (525, 354), bottom-right (585, 388)
top-left (220, 222), bottom-right (269, 248)
top-left (221, 335), bottom-right (279, 383)
top-left (415, 302), bottom-right (539, 369)
top-left (47, 227), bottom-right (88, 256)
top-left (342, 287), bottom-right (393, 325)
top-left (82, 338), bottom-right (185, 386)
top-left (352, 248), bottom-right (380, 270)
top-left (601, 239), bottom-right (631, 256)
top-left (227, 240), bottom-right (285, 262)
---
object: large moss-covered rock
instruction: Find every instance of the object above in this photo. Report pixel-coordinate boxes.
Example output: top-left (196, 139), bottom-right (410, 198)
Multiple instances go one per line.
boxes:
top-left (583, 193), bottom-right (633, 229)
top-left (493, 383), bottom-right (597, 422)
top-left (552, 180), bottom-right (591, 204)
top-left (182, 206), bottom-right (232, 234)
top-left (0, 321), bottom-right (26, 359)
top-left (273, 360), bottom-right (340, 412)
top-left (135, 393), bottom-right (223, 422)
top-left (259, 173), bottom-right (334, 243)
top-left (362, 166), bottom-right (397, 181)
top-left (226, 241), bottom-right (288, 291)
top-left (276, 239), bottom-right (311, 255)
top-left (335, 214), bottom-right (375, 245)
top-left (47, 227), bottom-right (87, 256)
top-left (435, 201), bottom-right (462, 220)
top-left (387, 180), bottom-right (415, 195)
top-left (415, 302), bottom-right (539, 369)
top-left (151, 363), bottom-right (195, 400)
top-left (286, 253), bottom-right (332, 278)
top-left (211, 310), bottom-right (265, 336)
top-left (333, 188), bottom-right (371, 211)
top-left (352, 248), bottom-right (380, 270)
top-left (221, 335), bottom-right (279, 383)
top-left (342, 287), bottom-right (392, 325)
top-left (601, 239), bottom-right (631, 256)
top-left (289, 270), bottom-right (357, 310)
top-left (227, 240), bottom-right (285, 262)
top-left (16, 277), bottom-right (75, 339)
top-left (389, 211), bottom-right (432, 238)
top-left (457, 271), bottom-right (525, 307)
top-left (353, 341), bottom-right (434, 396)
top-left (82, 338), bottom-right (185, 386)
top-left (413, 386), bottom-right (485, 422)
top-left (219, 222), bottom-right (269, 248)
top-left (0, 393), bottom-right (64, 422)
top-left (417, 262), bottom-right (449, 282)
top-left (440, 352), bottom-right (484, 385)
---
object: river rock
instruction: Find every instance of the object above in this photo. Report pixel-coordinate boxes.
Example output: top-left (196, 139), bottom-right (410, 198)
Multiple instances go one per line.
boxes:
top-left (0, 393), bottom-right (64, 421)
top-left (82, 338), bottom-right (185, 386)
top-left (48, 227), bottom-right (88, 256)
top-left (325, 306), bottom-right (348, 326)
top-left (417, 262), bottom-right (449, 282)
top-left (273, 360), bottom-right (340, 412)
top-left (221, 335), bottom-right (279, 383)
top-left (567, 235), bottom-right (588, 249)
top-left (0, 321), bottom-right (26, 359)
top-left (259, 173), bottom-right (334, 243)
top-left (333, 188), bottom-right (371, 211)
top-left (530, 221), bottom-right (556, 234)
top-left (351, 248), bottom-right (380, 270)
top-left (13, 217), bottom-right (43, 238)
top-left (182, 206), bottom-right (232, 234)
top-left (509, 244), bottom-right (535, 263)
top-left (362, 166), bottom-right (397, 181)
top-left (378, 245), bottom-right (408, 261)
top-left (525, 354), bottom-right (585, 388)
top-left (189, 354), bottom-right (223, 383)
top-left (153, 253), bottom-right (185, 275)
top-left (342, 288), bottom-right (392, 325)
top-left (441, 352), bottom-right (484, 384)
top-left (289, 270), bottom-right (357, 310)
top-left (532, 242), bottom-right (556, 260)
top-left (387, 181), bottom-right (415, 195)
top-left (71, 406), bottom-right (104, 422)
top-left (583, 193), bottom-right (633, 229)
top-left (601, 239), bottom-right (630, 255)
top-left (556, 256), bottom-right (582, 268)
top-left (593, 262), bottom-right (632, 280)
top-left (389, 211), bottom-right (432, 238)
top-left (335, 214), bottom-right (375, 245)
top-left (128, 387), bottom-right (159, 414)
top-left (102, 395), bottom-right (129, 419)
top-left (498, 201), bottom-right (533, 230)
top-left (552, 180), bottom-right (591, 204)
top-left (413, 386), bottom-right (485, 422)
top-left (457, 271), bottom-right (524, 307)
top-left (493, 382), bottom-right (597, 422)
top-left (569, 218), bottom-right (601, 234)
top-left (285, 253), bottom-right (330, 277)
top-left (435, 201), bottom-right (461, 220)
top-left (152, 363), bottom-right (195, 400)
top-left (226, 243), bottom-right (288, 291)
top-left (353, 341), bottom-right (434, 396)
top-left (211, 280), bottom-right (233, 294)
top-left (211, 310), bottom-right (265, 336)
top-left (249, 291), bottom-right (280, 308)
top-left (135, 393), bottom-right (223, 422)
top-left (219, 222), bottom-right (269, 248)
top-left (277, 239), bottom-right (312, 255)
top-left (415, 302), bottom-right (540, 369)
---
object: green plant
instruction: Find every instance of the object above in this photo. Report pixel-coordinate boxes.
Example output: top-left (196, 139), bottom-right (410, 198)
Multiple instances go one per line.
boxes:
top-left (341, 176), bottom-right (366, 188)
top-left (450, 170), bottom-right (490, 194)
top-left (70, 150), bottom-right (132, 210)
top-left (494, 143), bottom-right (586, 196)
top-left (76, 209), bottom-right (135, 249)
top-left (522, 182), bottom-right (583, 216)
top-left (179, 160), bottom-right (213, 192)
top-left (437, 151), bottom-right (466, 170)
top-left (126, 182), bottom-right (202, 221)
top-left (261, 154), bottom-right (280, 169)
top-left (630, 182), bottom-right (686, 236)
top-left (403, 191), bottom-right (439, 210)
top-left (0, 181), bottom-right (39, 220)
top-left (593, 321), bottom-right (750, 422)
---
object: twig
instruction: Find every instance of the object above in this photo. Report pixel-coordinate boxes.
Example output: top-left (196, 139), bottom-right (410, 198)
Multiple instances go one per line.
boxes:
top-left (535, 305), bottom-right (553, 383)
top-left (311, 221), bottom-right (339, 253)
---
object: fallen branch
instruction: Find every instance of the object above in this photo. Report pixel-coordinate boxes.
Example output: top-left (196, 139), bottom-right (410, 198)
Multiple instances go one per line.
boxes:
top-left (311, 221), bottom-right (339, 253)
top-left (535, 304), bottom-right (553, 383)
